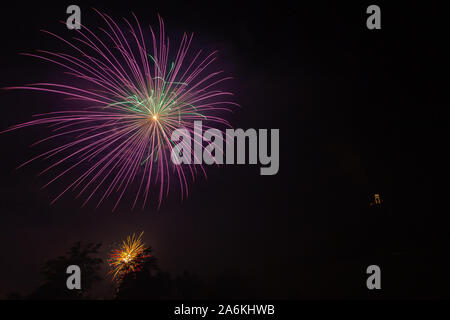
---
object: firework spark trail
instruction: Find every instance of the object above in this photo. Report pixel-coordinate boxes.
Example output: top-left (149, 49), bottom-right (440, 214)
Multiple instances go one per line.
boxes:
top-left (108, 231), bottom-right (150, 281)
top-left (3, 11), bottom-right (238, 210)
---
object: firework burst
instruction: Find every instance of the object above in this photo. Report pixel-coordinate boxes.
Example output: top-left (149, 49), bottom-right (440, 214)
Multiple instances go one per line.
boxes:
top-left (3, 10), bottom-right (237, 210)
top-left (108, 231), bottom-right (150, 281)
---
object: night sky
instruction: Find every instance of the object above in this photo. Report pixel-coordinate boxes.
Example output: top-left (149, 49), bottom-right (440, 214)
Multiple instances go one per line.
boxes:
top-left (1, 1), bottom-right (450, 299)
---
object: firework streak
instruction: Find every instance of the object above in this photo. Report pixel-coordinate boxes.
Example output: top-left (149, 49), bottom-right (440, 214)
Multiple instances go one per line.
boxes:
top-left (3, 11), bottom-right (238, 210)
top-left (108, 232), bottom-right (149, 281)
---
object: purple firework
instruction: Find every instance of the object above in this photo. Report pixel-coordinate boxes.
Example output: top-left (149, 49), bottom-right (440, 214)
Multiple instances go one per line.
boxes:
top-left (3, 11), bottom-right (237, 210)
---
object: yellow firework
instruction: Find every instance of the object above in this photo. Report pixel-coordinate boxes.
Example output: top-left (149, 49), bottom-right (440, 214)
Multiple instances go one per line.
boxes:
top-left (108, 232), bottom-right (149, 281)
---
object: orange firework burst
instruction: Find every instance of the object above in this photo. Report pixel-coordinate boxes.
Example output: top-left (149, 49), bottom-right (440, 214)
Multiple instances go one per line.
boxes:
top-left (108, 232), bottom-right (150, 281)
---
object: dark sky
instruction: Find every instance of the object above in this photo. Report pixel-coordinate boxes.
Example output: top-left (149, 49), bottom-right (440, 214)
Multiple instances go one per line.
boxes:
top-left (1, 1), bottom-right (449, 298)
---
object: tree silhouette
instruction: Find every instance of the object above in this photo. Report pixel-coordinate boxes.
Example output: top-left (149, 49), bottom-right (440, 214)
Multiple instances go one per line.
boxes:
top-left (115, 247), bottom-right (168, 299)
top-left (173, 271), bottom-right (205, 299)
top-left (28, 242), bottom-right (103, 300)
top-left (5, 292), bottom-right (23, 300)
